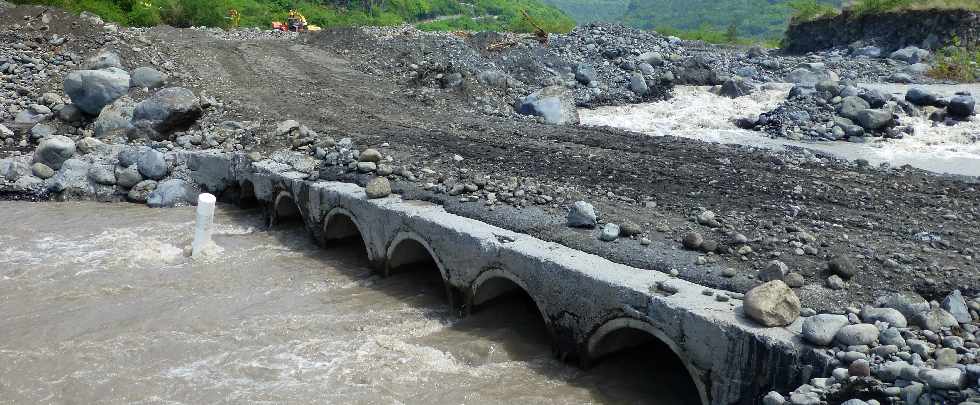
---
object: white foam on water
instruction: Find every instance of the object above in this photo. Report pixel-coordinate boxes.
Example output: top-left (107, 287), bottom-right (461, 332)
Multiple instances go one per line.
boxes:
top-left (580, 85), bottom-right (980, 177)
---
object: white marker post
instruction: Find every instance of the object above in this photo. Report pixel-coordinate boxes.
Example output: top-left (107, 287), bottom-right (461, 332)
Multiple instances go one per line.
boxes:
top-left (192, 193), bottom-right (217, 259)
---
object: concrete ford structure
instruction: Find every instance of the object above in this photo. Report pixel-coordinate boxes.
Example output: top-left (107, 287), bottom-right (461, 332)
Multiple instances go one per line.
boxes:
top-left (184, 151), bottom-right (833, 404)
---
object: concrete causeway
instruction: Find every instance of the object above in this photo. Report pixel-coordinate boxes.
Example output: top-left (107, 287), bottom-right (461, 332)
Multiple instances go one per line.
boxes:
top-left (184, 150), bottom-right (833, 404)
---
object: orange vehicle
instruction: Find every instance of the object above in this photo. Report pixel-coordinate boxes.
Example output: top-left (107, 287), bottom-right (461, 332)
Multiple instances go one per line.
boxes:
top-left (271, 10), bottom-right (321, 32)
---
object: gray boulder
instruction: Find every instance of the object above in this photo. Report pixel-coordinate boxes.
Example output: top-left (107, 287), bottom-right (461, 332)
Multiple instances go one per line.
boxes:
top-left (719, 77), bottom-right (754, 98)
top-left (567, 201), bottom-right (597, 228)
top-left (786, 64), bottom-right (839, 86)
top-left (129, 67), bottom-right (166, 89)
top-left (63, 68), bottom-right (131, 115)
top-left (835, 323), bottom-right (879, 346)
top-left (854, 109), bottom-right (894, 130)
top-left (919, 368), bottom-right (965, 390)
top-left (859, 307), bottom-right (907, 327)
top-left (942, 290), bottom-right (971, 323)
top-left (114, 165), bottom-right (142, 188)
top-left (82, 50), bottom-right (123, 70)
top-left (46, 158), bottom-right (92, 195)
top-left (137, 149), bottom-right (168, 180)
top-left (948, 95), bottom-right (975, 118)
top-left (31, 162), bottom-right (54, 179)
top-left (0, 159), bottom-right (30, 180)
top-left (147, 179), bottom-right (200, 208)
top-left (517, 86), bottom-right (579, 125)
top-left (477, 70), bottom-right (517, 89)
top-left (57, 104), bottom-right (84, 124)
top-left (744, 280), bottom-right (801, 327)
top-left (131, 87), bottom-right (203, 138)
top-left (877, 291), bottom-right (930, 319)
top-left (87, 165), bottom-right (115, 185)
top-left (14, 104), bottom-right (52, 125)
top-left (127, 180), bottom-right (157, 203)
top-left (93, 96), bottom-right (135, 137)
top-left (852, 46), bottom-right (882, 58)
top-left (629, 73), bottom-right (649, 96)
top-left (913, 308), bottom-right (958, 331)
top-left (905, 88), bottom-right (941, 107)
top-left (32, 135), bottom-right (75, 170)
top-left (837, 96), bottom-right (871, 121)
top-left (638, 51), bottom-right (665, 66)
top-left (599, 223), bottom-right (620, 242)
top-left (759, 260), bottom-right (788, 282)
top-left (365, 177), bottom-right (392, 199)
top-left (802, 314), bottom-right (849, 346)
top-left (889, 46), bottom-right (930, 64)
top-left (574, 63), bottom-right (597, 85)
top-left (860, 89), bottom-right (890, 108)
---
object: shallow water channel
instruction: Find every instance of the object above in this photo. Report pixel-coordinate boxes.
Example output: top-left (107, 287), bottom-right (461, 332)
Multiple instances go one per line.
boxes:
top-left (0, 201), bottom-right (701, 404)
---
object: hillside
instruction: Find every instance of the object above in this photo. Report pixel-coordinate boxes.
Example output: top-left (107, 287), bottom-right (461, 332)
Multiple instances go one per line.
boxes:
top-left (540, 0), bottom-right (629, 23)
top-left (619, 0), bottom-right (843, 39)
top-left (8, 0), bottom-right (575, 33)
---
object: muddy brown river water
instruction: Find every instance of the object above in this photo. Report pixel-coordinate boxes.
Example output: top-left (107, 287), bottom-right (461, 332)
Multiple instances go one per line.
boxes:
top-left (0, 201), bottom-right (699, 404)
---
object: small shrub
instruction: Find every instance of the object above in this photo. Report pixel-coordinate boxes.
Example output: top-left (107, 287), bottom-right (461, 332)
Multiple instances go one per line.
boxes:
top-left (787, 0), bottom-right (840, 22)
top-left (928, 46), bottom-right (980, 81)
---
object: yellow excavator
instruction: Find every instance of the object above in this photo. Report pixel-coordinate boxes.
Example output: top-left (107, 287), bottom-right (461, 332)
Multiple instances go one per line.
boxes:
top-left (272, 10), bottom-right (322, 32)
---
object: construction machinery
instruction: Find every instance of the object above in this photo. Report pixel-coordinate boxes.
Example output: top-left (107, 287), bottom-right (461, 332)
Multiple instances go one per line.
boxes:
top-left (227, 8), bottom-right (240, 28)
top-left (272, 10), bottom-right (322, 32)
top-left (520, 9), bottom-right (548, 44)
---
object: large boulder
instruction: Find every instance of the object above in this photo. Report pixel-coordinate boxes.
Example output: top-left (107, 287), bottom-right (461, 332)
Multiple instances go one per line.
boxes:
top-left (0, 158), bottom-right (30, 180)
top-left (46, 158), bottom-right (92, 195)
top-left (629, 72), bottom-right (649, 96)
top-left (877, 291), bottom-right (930, 319)
top-left (889, 46), bottom-right (930, 64)
top-left (517, 86), bottom-right (579, 125)
top-left (719, 77), bottom-right (754, 98)
top-left (860, 307), bottom-right (907, 327)
top-left (137, 149), bottom-right (168, 180)
top-left (147, 179), bottom-right (200, 208)
top-left (905, 87), bottom-right (942, 107)
top-left (82, 50), bottom-right (123, 70)
top-left (785, 64), bottom-right (839, 86)
top-left (129, 67), bottom-right (166, 89)
top-left (130, 87), bottom-right (203, 139)
top-left (942, 290), bottom-right (972, 324)
top-left (948, 95), bottom-right (975, 118)
top-left (32, 135), bottom-right (75, 170)
top-left (64, 68), bottom-right (131, 115)
top-left (835, 323), bottom-right (879, 346)
top-left (744, 280), bottom-right (801, 327)
top-left (567, 201), bottom-right (597, 228)
top-left (14, 104), bottom-right (52, 125)
top-left (672, 57), bottom-right (722, 85)
top-left (574, 63), bottom-right (597, 85)
top-left (93, 96), bottom-right (135, 137)
top-left (854, 109), bottom-right (894, 130)
top-left (837, 96), bottom-right (871, 121)
top-left (802, 314), bottom-right (849, 346)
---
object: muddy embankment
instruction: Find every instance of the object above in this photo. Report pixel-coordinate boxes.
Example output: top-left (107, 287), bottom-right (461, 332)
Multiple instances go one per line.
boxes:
top-left (784, 8), bottom-right (980, 53)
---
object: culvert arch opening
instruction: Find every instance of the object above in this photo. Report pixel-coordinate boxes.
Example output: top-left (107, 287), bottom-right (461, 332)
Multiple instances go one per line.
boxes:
top-left (464, 272), bottom-right (557, 360)
top-left (587, 319), bottom-right (707, 405)
top-left (322, 209), bottom-right (371, 261)
top-left (386, 234), bottom-right (458, 308)
top-left (272, 191), bottom-right (303, 227)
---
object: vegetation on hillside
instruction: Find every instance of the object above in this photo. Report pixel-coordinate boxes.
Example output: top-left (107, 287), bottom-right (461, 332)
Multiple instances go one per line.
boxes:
top-left (620, 0), bottom-right (842, 40)
top-left (789, 0), bottom-right (980, 22)
top-left (10, 0), bottom-right (575, 33)
top-left (538, 0), bottom-right (629, 24)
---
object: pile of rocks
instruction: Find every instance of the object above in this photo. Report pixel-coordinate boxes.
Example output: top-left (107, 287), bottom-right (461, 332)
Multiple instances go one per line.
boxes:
top-left (744, 80), bottom-right (976, 142)
top-left (765, 290), bottom-right (980, 404)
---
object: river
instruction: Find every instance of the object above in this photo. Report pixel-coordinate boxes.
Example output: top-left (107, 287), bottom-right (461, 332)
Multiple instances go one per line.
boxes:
top-left (580, 85), bottom-right (980, 177)
top-left (0, 201), bottom-right (700, 404)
